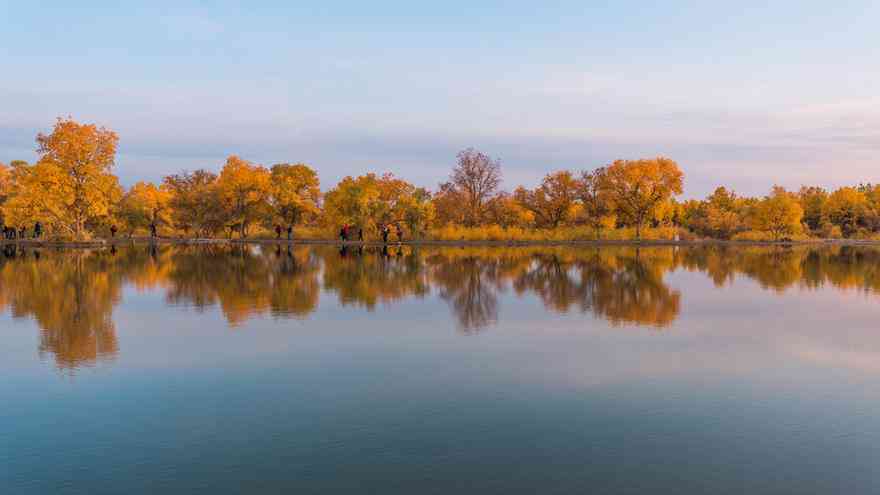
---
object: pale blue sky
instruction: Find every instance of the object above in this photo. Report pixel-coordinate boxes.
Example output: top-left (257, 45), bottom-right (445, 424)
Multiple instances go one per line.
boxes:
top-left (1, 1), bottom-right (878, 197)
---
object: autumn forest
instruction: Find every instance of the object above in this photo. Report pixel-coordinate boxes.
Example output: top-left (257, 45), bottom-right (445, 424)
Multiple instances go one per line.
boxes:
top-left (2, 117), bottom-right (879, 243)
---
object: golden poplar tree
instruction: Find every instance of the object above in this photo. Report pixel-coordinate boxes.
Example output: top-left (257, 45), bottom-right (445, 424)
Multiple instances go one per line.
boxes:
top-left (268, 163), bottom-right (321, 229)
top-left (4, 118), bottom-right (121, 239)
top-left (215, 156), bottom-right (271, 238)
top-left (603, 157), bottom-right (683, 240)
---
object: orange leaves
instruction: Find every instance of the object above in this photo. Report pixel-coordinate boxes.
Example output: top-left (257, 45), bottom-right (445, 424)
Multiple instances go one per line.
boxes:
top-left (603, 157), bottom-right (684, 239)
top-left (4, 117), bottom-right (122, 239)
top-left (269, 163), bottom-right (321, 225)
top-left (216, 155), bottom-right (272, 237)
top-left (750, 188), bottom-right (804, 240)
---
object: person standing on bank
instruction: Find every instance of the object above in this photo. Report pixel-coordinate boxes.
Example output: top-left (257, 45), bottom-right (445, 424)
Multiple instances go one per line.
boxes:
top-left (381, 224), bottom-right (389, 244)
top-left (287, 225), bottom-right (293, 241)
top-left (275, 224), bottom-right (282, 240)
top-left (33, 222), bottom-right (42, 239)
top-left (149, 223), bottom-right (157, 239)
top-left (358, 227), bottom-right (364, 242)
top-left (19, 226), bottom-right (27, 239)
top-left (110, 225), bottom-right (118, 238)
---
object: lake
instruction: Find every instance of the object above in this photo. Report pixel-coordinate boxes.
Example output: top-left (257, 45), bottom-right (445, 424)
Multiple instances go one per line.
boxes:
top-left (2, 243), bottom-right (880, 494)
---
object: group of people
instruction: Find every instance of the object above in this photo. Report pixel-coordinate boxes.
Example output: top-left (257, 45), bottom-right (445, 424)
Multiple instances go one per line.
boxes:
top-left (1, 222), bottom-right (42, 240)
top-left (339, 224), bottom-right (364, 242)
top-left (338, 223), bottom-right (404, 243)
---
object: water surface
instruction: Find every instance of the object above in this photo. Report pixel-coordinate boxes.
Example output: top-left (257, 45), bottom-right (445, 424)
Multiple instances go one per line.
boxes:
top-left (2, 244), bottom-right (880, 494)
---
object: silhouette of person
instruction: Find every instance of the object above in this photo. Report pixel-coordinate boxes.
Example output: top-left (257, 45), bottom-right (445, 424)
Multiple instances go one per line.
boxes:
top-left (33, 221), bottom-right (42, 239)
top-left (381, 225), bottom-right (389, 244)
top-left (287, 225), bottom-right (293, 241)
top-left (19, 226), bottom-right (26, 239)
top-left (358, 227), bottom-right (364, 242)
top-left (149, 223), bottom-right (157, 238)
top-left (110, 225), bottom-right (118, 238)
top-left (275, 224), bottom-right (282, 239)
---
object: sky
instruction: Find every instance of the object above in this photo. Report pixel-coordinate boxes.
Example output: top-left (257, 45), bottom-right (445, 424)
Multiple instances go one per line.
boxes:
top-left (1, 1), bottom-right (878, 198)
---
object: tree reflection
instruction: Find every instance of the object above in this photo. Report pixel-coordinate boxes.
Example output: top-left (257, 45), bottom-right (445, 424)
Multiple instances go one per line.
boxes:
top-left (4, 244), bottom-right (880, 369)
top-left (429, 253), bottom-right (502, 332)
top-left (321, 245), bottom-right (429, 310)
top-left (0, 249), bottom-right (121, 370)
top-left (164, 245), bottom-right (320, 325)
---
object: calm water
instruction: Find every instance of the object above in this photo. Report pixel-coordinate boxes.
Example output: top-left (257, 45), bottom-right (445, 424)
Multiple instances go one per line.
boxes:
top-left (2, 243), bottom-right (880, 494)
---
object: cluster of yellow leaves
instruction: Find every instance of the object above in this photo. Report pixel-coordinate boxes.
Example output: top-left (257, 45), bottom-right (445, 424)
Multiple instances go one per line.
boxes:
top-left (323, 173), bottom-right (434, 238)
top-left (2, 118), bottom-right (121, 239)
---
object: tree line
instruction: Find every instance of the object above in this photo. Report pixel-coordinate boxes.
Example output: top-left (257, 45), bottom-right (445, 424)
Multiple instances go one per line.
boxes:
top-left (1, 117), bottom-right (878, 242)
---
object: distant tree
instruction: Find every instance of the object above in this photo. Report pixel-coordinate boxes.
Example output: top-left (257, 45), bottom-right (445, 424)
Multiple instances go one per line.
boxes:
top-left (215, 156), bottom-right (271, 238)
top-left (2, 118), bottom-right (121, 239)
top-left (323, 173), bottom-right (431, 237)
top-left (449, 148), bottom-right (502, 226)
top-left (0, 162), bottom-right (9, 225)
top-left (514, 170), bottom-right (581, 228)
top-left (797, 186), bottom-right (828, 232)
top-left (117, 182), bottom-right (172, 236)
top-left (603, 157), bottom-right (684, 240)
top-left (751, 187), bottom-right (804, 240)
top-left (823, 187), bottom-right (870, 237)
top-left (431, 181), bottom-right (467, 226)
top-left (323, 174), bottom-right (380, 232)
top-left (484, 192), bottom-right (534, 228)
top-left (163, 169), bottom-right (222, 237)
top-left (701, 186), bottom-right (744, 239)
top-left (399, 187), bottom-right (435, 237)
top-left (268, 163), bottom-right (321, 229)
top-left (577, 167), bottom-right (615, 239)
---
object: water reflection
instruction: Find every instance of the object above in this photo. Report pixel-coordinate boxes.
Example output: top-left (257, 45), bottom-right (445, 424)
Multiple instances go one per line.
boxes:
top-left (1, 246), bottom-right (120, 369)
top-left (3, 243), bottom-right (880, 369)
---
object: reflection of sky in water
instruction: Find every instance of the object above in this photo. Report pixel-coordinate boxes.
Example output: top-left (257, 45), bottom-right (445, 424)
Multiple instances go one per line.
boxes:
top-left (2, 245), bottom-right (880, 494)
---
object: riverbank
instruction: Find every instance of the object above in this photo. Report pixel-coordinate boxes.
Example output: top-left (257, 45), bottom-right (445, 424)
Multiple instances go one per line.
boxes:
top-left (4, 237), bottom-right (880, 248)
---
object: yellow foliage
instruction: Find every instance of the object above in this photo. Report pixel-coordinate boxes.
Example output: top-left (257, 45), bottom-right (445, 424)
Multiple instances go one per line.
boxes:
top-left (216, 155), bottom-right (271, 238)
top-left (749, 187), bottom-right (804, 240)
top-left (3, 118), bottom-right (121, 239)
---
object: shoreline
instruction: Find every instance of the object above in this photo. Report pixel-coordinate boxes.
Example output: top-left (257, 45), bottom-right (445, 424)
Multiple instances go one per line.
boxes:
top-left (4, 237), bottom-right (880, 248)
